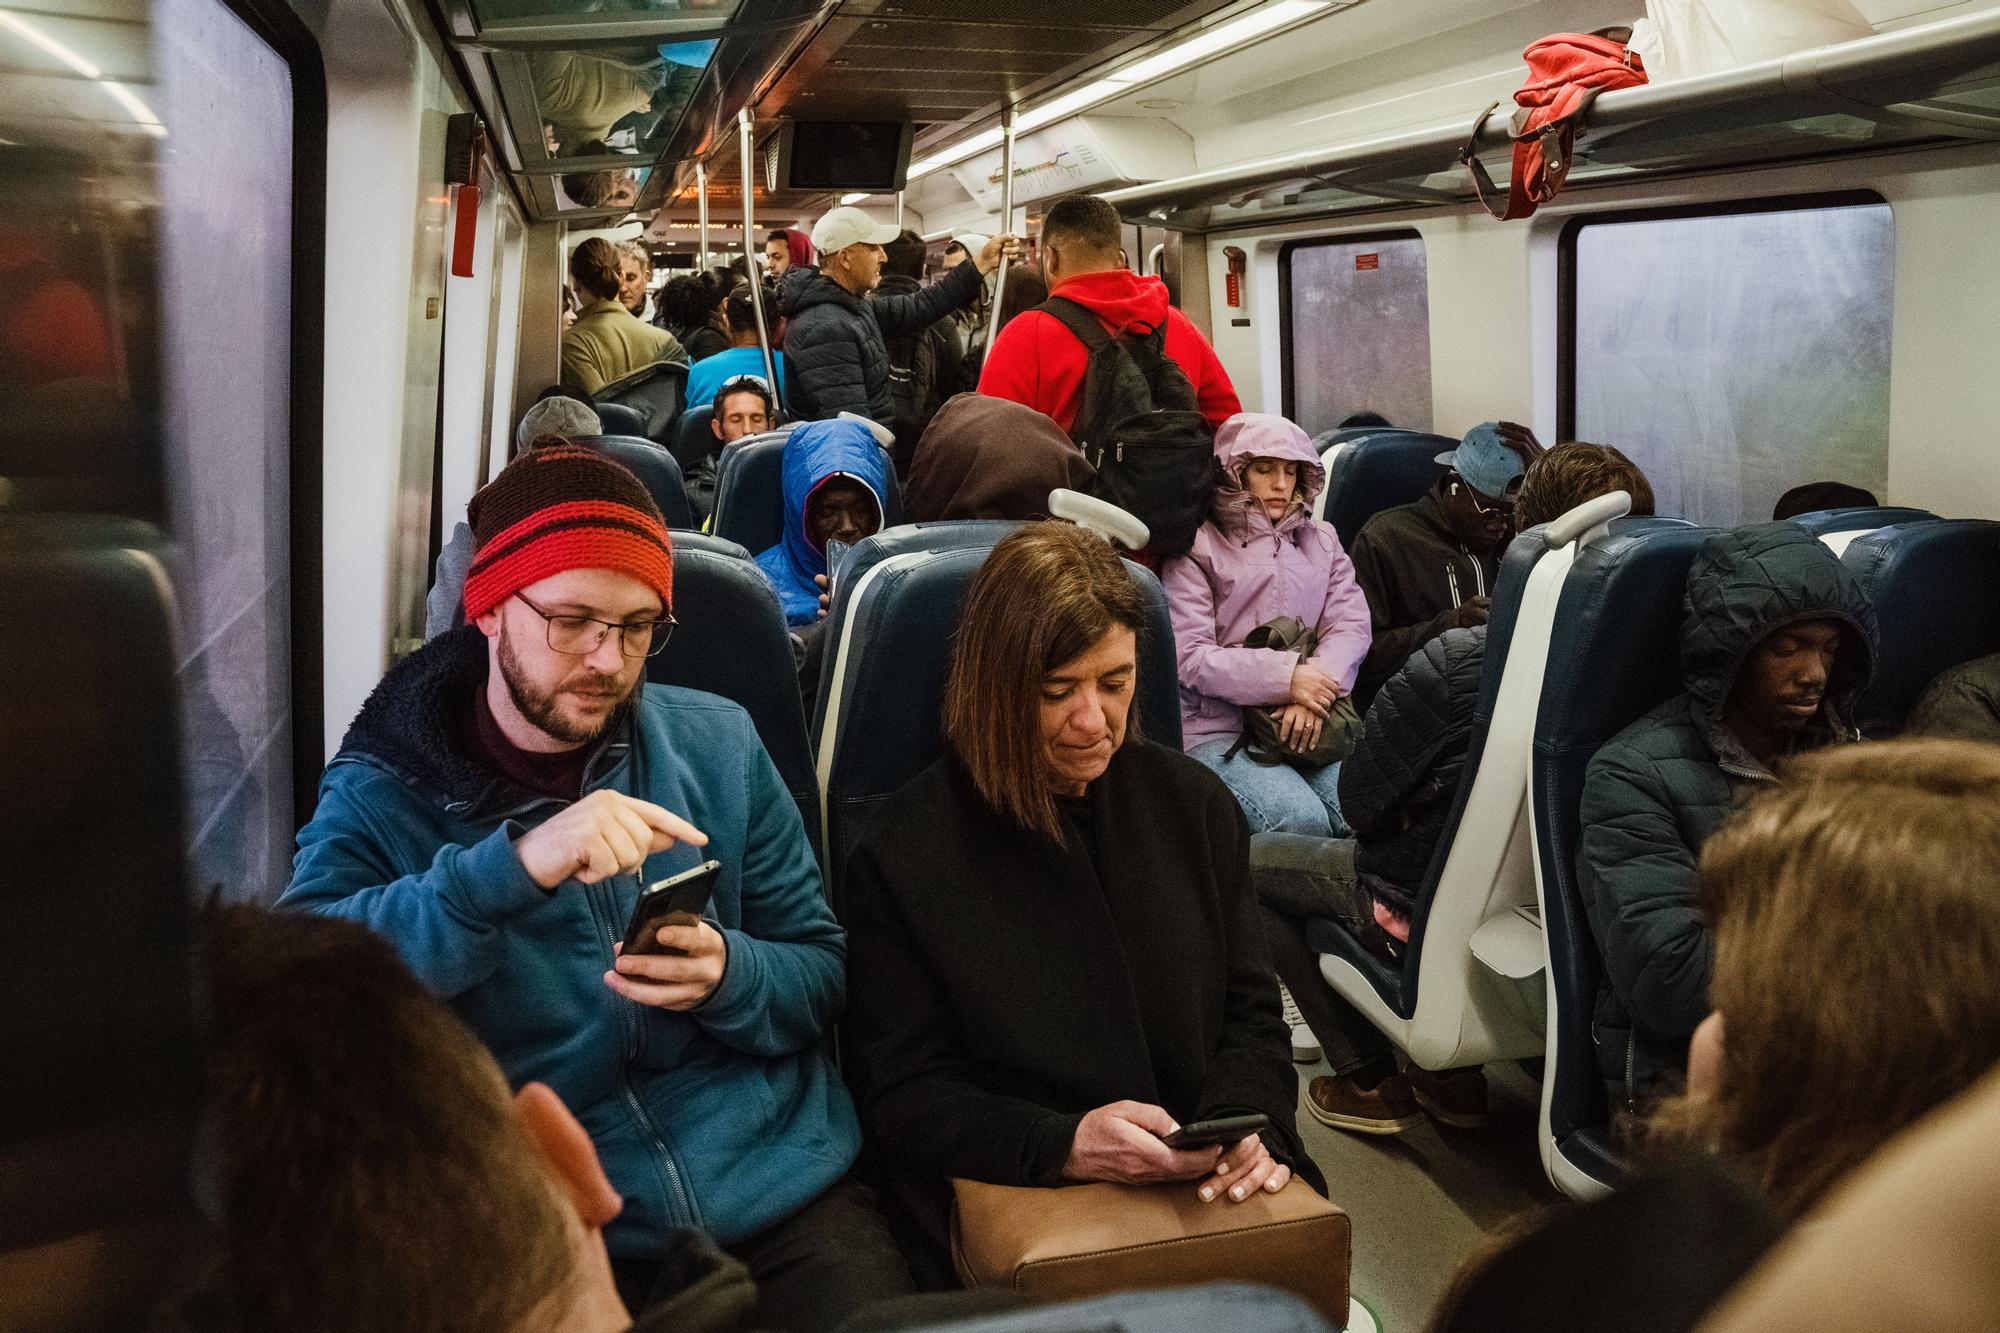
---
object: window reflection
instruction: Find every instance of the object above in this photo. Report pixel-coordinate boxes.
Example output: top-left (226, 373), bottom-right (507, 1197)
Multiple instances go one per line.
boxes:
top-left (535, 37), bottom-right (713, 211)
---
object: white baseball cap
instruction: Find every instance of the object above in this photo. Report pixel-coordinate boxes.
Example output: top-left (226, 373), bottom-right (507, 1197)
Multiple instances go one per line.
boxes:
top-left (810, 206), bottom-right (900, 256)
top-left (948, 233), bottom-right (990, 255)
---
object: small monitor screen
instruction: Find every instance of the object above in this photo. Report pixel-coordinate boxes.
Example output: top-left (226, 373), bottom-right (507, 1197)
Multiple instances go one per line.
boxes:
top-left (783, 121), bottom-right (911, 192)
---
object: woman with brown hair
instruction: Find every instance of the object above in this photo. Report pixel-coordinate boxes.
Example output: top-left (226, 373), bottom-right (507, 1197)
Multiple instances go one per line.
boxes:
top-left (1648, 736), bottom-right (2000, 1216)
top-left (560, 236), bottom-right (685, 395)
top-left (841, 522), bottom-right (1321, 1280)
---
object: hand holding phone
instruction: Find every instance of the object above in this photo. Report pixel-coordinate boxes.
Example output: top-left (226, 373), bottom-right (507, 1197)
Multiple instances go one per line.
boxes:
top-left (621, 860), bottom-right (721, 956)
top-left (1161, 1113), bottom-right (1272, 1152)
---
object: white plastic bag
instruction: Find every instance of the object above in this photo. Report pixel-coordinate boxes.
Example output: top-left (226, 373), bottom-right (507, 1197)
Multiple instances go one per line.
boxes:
top-left (1643, 0), bottom-right (1873, 80)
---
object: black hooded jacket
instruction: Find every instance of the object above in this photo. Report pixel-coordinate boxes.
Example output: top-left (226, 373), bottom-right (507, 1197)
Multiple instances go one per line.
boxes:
top-left (1339, 626), bottom-right (1489, 921)
top-left (776, 259), bottom-right (981, 425)
top-left (1579, 522), bottom-right (1877, 1107)
top-left (1348, 481), bottom-right (1501, 711)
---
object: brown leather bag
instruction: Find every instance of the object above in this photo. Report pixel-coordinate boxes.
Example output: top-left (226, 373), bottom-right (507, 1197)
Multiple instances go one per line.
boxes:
top-left (949, 1177), bottom-right (1350, 1321)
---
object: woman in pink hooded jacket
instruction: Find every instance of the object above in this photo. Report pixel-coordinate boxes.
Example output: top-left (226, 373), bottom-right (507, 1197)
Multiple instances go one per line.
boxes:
top-left (1164, 413), bottom-right (1372, 837)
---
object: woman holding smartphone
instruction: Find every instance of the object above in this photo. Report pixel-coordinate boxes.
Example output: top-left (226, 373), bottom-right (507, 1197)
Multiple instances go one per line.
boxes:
top-left (841, 523), bottom-right (1323, 1282)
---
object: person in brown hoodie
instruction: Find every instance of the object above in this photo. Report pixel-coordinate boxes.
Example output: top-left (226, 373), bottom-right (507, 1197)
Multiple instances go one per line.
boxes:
top-left (903, 393), bottom-right (1095, 523)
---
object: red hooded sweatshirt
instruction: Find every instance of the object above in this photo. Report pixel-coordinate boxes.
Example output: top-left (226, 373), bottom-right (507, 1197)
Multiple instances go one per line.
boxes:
top-left (976, 268), bottom-right (1241, 436)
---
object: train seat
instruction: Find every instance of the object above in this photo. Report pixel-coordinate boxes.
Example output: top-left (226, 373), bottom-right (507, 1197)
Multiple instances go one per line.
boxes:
top-left (590, 360), bottom-right (687, 446)
top-left (815, 544), bottom-right (1179, 913)
top-left (570, 435), bottom-right (695, 531)
top-left (647, 534), bottom-right (819, 852)
top-left (1529, 518), bottom-right (1717, 1200)
top-left (1841, 518), bottom-right (2000, 734)
top-left (711, 431), bottom-right (905, 557)
top-left (1307, 495), bottom-right (1643, 1078)
top-left (811, 520), bottom-right (1024, 748)
top-left (591, 400), bottom-right (649, 439)
top-left (1785, 505), bottom-right (1938, 555)
top-left (670, 404), bottom-right (715, 474)
top-left (1313, 429), bottom-right (1455, 548)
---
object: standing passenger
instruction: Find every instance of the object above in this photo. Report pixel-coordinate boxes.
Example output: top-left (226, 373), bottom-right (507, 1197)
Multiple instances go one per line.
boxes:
top-left (283, 445), bottom-right (912, 1330)
top-left (561, 237), bottom-right (685, 395)
top-left (874, 228), bottom-right (970, 472)
top-left (1346, 423), bottom-right (1526, 710)
top-left (684, 285), bottom-right (784, 412)
top-left (1162, 413), bottom-right (1371, 838)
top-left (776, 207), bottom-right (1014, 428)
top-left (977, 193), bottom-right (1240, 437)
top-left (617, 241), bottom-right (653, 321)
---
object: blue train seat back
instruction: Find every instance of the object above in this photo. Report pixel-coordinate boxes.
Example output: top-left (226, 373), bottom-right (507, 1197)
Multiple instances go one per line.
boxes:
top-left (1842, 518), bottom-right (2000, 733)
top-left (1319, 429), bottom-right (1455, 548)
top-left (591, 399), bottom-right (649, 439)
top-left (1531, 521), bottom-right (1715, 1189)
top-left (712, 431), bottom-right (905, 557)
top-left (590, 360), bottom-right (687, 446)
top-left (1785, 505), bottom-right (1937, 557)
top-left (671, 404), bottom-right (716, 474)
top-left (570, 435), bottom-right (695, 531)
top-left (1307, 526), bottom-right (1548, 1017)
top-left (817, 544), bottom-right (1181, 912)
top-left (811, 520), bottom-right (1024, 744)
top-left (1, 515), bottom-right (200, 1248)
top-left (646, 535), bottom-right (820, 852)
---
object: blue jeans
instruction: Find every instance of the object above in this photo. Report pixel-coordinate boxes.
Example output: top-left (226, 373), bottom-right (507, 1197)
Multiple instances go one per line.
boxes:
top-left (1187, 737), bottom-right (1352, 838)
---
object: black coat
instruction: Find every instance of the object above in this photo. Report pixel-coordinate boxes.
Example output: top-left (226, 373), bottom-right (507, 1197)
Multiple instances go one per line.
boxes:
top-left (1580, 522), bottom-right (1876, 1106)
top-left (1347, 483), bottom-right (1500, 711)
top-left (777, 259), bottom-right (981, 424)
top-left (842, 740), bottom-right (1320, 1249)
top-left (1340, 625), bottom-right (1488, 920)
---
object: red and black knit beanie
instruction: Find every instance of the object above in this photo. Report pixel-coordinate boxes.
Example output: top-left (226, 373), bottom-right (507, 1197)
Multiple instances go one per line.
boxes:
top-left (462, 443), bottom-right (673, 621)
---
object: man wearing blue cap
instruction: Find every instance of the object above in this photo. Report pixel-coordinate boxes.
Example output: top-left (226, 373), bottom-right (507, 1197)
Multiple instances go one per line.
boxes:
top-left (1348, 422), bottom-right (1537, 709)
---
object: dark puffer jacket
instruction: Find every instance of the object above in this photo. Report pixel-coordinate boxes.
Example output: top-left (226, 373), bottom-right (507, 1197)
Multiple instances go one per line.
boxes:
top-left (874, 271), bottom-right (971, 470)
top-left (776, 260), bottom-right (982, 425)
top-left (1339, 626), bottom-right (1488, 922)
top-left (1579, 522), bottom-right (1877, 1109)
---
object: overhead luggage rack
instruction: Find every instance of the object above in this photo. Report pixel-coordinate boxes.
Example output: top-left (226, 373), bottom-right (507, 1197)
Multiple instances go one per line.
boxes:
top-left (1102, 8), bottom-right (2000, 231)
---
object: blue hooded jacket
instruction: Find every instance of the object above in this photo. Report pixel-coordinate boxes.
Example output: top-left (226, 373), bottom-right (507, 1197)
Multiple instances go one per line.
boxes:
top-left (280, 627), bottom-right (857, 1254)
top-left (754, 418), bottom-right (891, 627)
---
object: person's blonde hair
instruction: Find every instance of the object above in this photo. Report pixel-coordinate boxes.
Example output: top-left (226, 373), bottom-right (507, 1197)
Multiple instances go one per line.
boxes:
top-left (943, 523), bottom-right (1146, 843)
top-left (1647, 738), bottom-right (2000, 1214)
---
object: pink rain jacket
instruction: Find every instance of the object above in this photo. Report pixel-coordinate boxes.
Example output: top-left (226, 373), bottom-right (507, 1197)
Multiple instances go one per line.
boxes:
top-left (1163, 413), bottom-right (1373, 747)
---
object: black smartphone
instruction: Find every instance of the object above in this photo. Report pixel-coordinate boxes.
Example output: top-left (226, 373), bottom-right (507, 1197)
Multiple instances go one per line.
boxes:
top-left (622, 860), bottom-right (721, 957)
top-left (822, 539), bottom-right (852, 601)
top-left (1160, 1113), bottom-right (1272, 1151)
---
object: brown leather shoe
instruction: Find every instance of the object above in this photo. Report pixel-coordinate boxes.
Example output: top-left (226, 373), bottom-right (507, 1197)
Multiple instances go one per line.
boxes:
top-left (1306, 1071), bottom-right (1422, 1136)
top-left (1407, 1064), bottom-right (1490, 1129)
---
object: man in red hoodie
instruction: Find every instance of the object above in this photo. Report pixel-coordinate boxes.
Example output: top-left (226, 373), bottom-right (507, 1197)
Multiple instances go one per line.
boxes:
top-left (977, 192), bottom-right (1240, 436)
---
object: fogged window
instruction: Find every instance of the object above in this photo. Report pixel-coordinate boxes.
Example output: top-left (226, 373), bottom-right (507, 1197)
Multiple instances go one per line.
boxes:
top-left (1284, 234), bottom-right (1433, 436)
top-left (1568, 201), bottom-right (1893, 529)
top-left (158, 0), bottom-right (296, 901)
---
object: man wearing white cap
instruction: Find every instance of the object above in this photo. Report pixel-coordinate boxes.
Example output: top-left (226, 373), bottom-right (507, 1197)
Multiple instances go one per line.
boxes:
top-left (776, 205), bottom-right (1016, 426)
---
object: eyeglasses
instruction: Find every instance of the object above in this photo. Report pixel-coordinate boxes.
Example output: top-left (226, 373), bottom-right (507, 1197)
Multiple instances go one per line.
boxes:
top-left (513, 592), bottom-right (675, 658)
top-left (1463, 485), bottom-right (1515, 519)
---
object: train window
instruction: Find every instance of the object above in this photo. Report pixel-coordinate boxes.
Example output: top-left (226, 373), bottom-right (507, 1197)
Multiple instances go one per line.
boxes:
top-left (1281, 232), bottom-right (1434, 436)
top-left (1562, 198), bottom-right (1893, 529)
top-left (158, 0), bottom-right (299, 900)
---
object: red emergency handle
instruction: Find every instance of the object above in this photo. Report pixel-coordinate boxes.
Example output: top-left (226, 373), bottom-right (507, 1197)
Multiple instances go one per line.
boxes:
top-left (451, 182), bottom-right (480, 278)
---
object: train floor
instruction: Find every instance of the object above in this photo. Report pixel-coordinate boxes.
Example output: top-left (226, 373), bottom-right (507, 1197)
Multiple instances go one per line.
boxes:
top-left (1293, 1058), bottom-right (1561, 1332)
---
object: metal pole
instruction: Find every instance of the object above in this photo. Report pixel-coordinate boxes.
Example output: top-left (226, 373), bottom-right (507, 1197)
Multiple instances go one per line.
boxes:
top-left (737, 107), bottom-right (781, 412)
top-left (696, 161), bottom-right (710, 270)
top-left (895, 189), bottom-right (905, 230)
top-left (982, 105), bottom-right (1017, 355)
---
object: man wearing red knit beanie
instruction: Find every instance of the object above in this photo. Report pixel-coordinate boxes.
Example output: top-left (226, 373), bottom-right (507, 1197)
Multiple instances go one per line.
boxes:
top-left (283, 444), bottom-right (912, 1329)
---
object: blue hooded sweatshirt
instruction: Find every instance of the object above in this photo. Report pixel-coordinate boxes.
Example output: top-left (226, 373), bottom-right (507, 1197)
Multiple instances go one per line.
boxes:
top-left (754, 418), bottom-right (890, 627)
top-left (281, 627), bottom-right (857, 1255)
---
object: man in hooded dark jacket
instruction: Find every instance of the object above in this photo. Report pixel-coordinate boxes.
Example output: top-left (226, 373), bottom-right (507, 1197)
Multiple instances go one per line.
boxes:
top-left (1581, 521), bottom-right (1877, 1113)
top-left (776, 208), bottom-right (1010, 430)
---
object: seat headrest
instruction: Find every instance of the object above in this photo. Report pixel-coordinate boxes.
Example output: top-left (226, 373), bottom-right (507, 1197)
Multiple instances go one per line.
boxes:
top-left (569, 435), bottom-right (695, 531)
top-left (670, 405), bottom-right (716, 474)
top-left (819, 546), bottom-right (1181, 908)
top-left (1322, 429), bottom-right (1455, 548)
top-left (647, 542), bottom-right (817, 845)
top-left (1784, 506), bottom-right (1936, 536)
top-left (591, 400), bottom-right (649, 439)
top-left (1842, 518), bottom-right (2000, 733)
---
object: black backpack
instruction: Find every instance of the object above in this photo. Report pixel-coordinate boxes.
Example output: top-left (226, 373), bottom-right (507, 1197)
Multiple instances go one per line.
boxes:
top-left (1039, 296), bottom-right (1216, 557)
